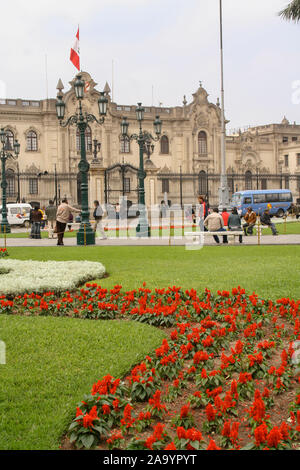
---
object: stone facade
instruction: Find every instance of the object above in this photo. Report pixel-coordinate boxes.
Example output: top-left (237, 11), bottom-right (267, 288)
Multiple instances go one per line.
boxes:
top-left (0, 71), bottom-right (299, 210)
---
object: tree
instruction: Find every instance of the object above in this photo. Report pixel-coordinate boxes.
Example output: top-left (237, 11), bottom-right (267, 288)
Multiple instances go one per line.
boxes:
top-left (279, 0), bottom-right (300, 22)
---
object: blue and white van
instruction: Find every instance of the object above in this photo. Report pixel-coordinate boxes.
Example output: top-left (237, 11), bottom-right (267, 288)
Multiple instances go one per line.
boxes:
top-left (231, 190), bottom-right (293, 218)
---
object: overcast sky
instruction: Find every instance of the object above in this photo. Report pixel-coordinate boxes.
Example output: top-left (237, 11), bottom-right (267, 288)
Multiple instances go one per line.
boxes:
top-left (0, 0), bottom-right (299, 131)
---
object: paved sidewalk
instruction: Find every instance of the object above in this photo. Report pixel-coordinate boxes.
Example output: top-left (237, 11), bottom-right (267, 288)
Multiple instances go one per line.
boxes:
top-left (1, 234), bottom-right (300, 247)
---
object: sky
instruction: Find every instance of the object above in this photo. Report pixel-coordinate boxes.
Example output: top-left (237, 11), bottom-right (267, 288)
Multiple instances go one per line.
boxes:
top-left (0, 0), bottom-right (299, 131)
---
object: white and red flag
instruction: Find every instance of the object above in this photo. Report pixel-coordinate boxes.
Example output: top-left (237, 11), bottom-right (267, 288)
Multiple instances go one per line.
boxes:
top-left (70, 27), bottom-right (80, 71)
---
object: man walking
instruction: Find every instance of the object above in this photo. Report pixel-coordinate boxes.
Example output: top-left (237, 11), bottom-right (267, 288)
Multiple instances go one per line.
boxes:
top-left (45, 200), bottom-right (57, 239)
top-left (56, 198), bottom-right (81, 246)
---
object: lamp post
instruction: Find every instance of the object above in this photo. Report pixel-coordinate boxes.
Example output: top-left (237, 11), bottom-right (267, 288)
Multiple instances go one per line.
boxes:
top-left (54, 164), bottom-right (58, 207)
top-left (121, 104), bottom-right (162, 237)
top-left (0, 128), bottom-right (20, 233)
top-left (56, 74), bottom-right (108, 245)
top-left (16, 162), bottom-right (20, 203)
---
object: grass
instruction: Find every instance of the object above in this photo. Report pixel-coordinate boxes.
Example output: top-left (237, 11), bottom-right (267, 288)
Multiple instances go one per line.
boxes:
top-left (4, 245), bottom-right (300, 300)
top-left (0, 315), bottom-right (165, 450)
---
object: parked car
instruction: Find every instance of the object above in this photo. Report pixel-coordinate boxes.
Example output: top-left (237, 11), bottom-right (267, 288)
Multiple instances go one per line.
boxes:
top-left (0, 203), bottom-right (32, 227)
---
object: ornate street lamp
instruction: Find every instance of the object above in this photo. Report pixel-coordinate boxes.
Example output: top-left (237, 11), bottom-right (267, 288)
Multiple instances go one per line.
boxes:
top-left (55, 74), bottom-right (108, 245)
top-left (0, 128), bottom-right (20, 233)
top-left (121, 104), bottom-right (162, 237)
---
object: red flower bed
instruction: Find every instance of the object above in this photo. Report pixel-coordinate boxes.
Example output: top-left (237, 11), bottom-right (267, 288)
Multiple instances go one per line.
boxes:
top-left (1, 284), bottom-right (299, 450)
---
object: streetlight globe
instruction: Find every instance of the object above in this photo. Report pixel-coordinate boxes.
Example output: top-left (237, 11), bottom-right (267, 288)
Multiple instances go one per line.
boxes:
top-left (0, 128), bottom-right (6, 145)
top-left (136, 103), bottom-right (144, 122)
top-left (74, 74), bottom-right (85, 100)
top-left (56, 96), bottom-right (65, 120)
top-left (14, 140), bottom-right (20, 156)
top-left (98, 92), bottom-right (108, 116)
top-left (154, 115), bottom-right (162, 136)
top-left (121, 117), bottom-right (129, 137)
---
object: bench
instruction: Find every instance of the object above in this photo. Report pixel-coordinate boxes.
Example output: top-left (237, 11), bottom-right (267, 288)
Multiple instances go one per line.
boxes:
top-left (185, 231), bottom-right (244, 246)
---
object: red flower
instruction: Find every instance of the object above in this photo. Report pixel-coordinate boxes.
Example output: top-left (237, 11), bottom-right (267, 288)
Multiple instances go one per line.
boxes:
top-left (165, 442), bottom-right (177, 450)
top-left (82, 406), bottom-right (98, 428)
top-left (102, 404), bottom-right (111, 415)
top-left (254, 422), bottom-right (268, 447)
top-left (205, 404), bottom-right (216, 422)
top-left (267, 426), bottom-right (282, 448)
top-left (180, 403), bottom-right (191, 419)
top-left (207, 439), bottom-right (221, 450)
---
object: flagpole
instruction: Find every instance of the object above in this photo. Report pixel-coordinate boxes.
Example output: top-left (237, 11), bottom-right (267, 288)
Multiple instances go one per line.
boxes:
top-left (45, 54), bottom-right (49, 101)
top-left (219, 0), bottom-right (229, 210)
top-left (112, 59), bottom-right (114, 102)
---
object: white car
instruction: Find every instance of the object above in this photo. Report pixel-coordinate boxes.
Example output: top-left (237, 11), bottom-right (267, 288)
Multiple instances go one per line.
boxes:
top-left (0, 203), bottom-right (32, 227)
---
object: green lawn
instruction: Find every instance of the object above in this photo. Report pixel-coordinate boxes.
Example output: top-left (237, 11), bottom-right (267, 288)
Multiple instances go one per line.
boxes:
top-left (4, 245), bottom-right (300, 300)
top-left (0, 316), bottom-right (165, 450)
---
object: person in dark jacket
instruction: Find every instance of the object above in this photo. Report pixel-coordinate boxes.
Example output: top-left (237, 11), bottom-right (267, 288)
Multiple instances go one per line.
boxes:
top-left (228, 207), bottom-right (243, 244)
top-left (30, 206), bottom-right (42, 239)
top-left (260, 209), bottom-right (278, 236)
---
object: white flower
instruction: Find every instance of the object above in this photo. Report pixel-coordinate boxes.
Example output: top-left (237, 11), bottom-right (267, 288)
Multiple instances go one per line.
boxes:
top-left (0, 259), bottom-right (106, 295)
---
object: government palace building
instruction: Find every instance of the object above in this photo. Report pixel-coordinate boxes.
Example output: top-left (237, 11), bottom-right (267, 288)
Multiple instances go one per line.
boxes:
top-left (1, 71), bottom-right (300, 210)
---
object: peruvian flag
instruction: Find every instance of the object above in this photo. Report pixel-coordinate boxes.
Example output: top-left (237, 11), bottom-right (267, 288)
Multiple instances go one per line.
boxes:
top-left (70, 27), bottom-right (80, 71)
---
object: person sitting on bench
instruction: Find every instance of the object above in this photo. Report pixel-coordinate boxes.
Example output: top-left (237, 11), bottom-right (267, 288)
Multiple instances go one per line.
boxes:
top-left (204, 208), bottom-right (228, 244)
top-left (260, 209), bottom-right (278, 236)
top-left (243, 207), bottom-right (256, 236)
top-left (228, 207), bottom-right (243, 244)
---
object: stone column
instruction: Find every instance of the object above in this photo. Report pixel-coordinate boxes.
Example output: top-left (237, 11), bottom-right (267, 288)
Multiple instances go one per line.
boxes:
top-left (89, 161), bottom-right (106, 205)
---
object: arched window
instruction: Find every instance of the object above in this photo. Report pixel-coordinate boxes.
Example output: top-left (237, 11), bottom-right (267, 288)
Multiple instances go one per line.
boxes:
top-left (160, 135), bottom-right (169, 154)
top-left (6, 169), bottom-right (15, 196)
top-left (27, 131), bottom-right (38, 151)
top-left (5, 130), bottom-right (14, 151)
top-left (245, 170), bottom-right (252, 190)
top-left (76, 126), bottom-right (92, 152)
top-left (198, 131), bottom-right (207, 155)
top-left (120, 135), bottom-right (130, 153)
top-left (198, 170), bottom-right (207, 195)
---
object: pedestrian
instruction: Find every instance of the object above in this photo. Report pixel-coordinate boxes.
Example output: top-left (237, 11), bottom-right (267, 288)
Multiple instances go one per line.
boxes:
top-left (67, 213), bottom-right (73, 231)
top-left (115, 203), bottom-right (120, 220)
top-left (55, 198), bottom-right (80, 246)
top-left (221, 208), bottom-right (230, 227)
top-left (204, 207), bottom-right (228, 244)
top-left (93, 200), bottom-right (107, 240)
top-left (228, 207), bottom-right (243, 244)
top-left (30, 205), bottom-right (42, 239)
top-left (45, 200), bottom-right (57, 239)
top-left (198, 195), bottom-right (209, 231)
top-left (40, 207), bottom-right (46, 229)
top-left (161, 201), bottom-right (167, 218)
top-left (260, 209), bottom-right (278, 236)
top-left (243, 207), bottom-right (257, 236)
top-left (192, 205), bottom-right (197, 224)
